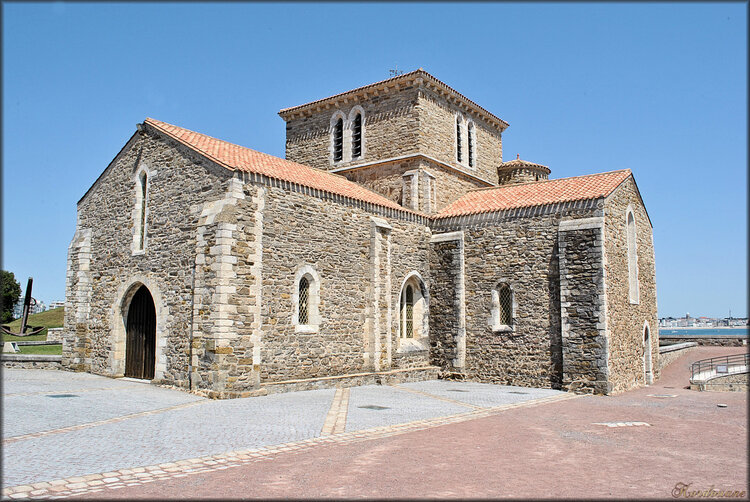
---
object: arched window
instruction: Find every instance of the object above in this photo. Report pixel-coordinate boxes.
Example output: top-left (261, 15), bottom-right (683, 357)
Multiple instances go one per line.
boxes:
top-left (333, 118), bottom-right (344, 162)
top-left (352, 112), bottom-right (362, 159)
top-left (133, 167), bottom-right (150, 254)
top-left (298, 277), bottom-right (309, 325)
top-left (626, 209), bottom-right (639, 303)
top-left (456, 117), bottom-right (463, 163)
top-left (293, 266), bottom-right (321, 333)
top-left (399, 273), bottom-right (428, 346)
top-left (467, 121), bottom-right (475, 168)
top-left (490, 283), bottom-right (514, 331)
top-left (404, 285), bottom-right (414, 338)
top-left (643, 323), bottom-right (653, 384)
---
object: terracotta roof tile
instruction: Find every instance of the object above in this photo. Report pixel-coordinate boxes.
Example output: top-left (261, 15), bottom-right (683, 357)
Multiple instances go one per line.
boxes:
top-left (143, 118), bottom-right (409, 213)
top-left (436, 170), bottom-right (631, 218)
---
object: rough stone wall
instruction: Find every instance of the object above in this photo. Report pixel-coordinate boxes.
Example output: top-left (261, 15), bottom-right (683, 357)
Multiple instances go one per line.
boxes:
top-left (416, 88), bottom-right (502, 184)
top-left (558, 220), bottom-right (609, 394)
top-left (284, 87), bottom-right (420, 170)
top-left (342, 158), bottom-right (488, 213)
top-left (62, 128), bottom-right (231, 389)
top-left (603, 177), bottom-right (659, 393)
top-left (657, 344), bottom-right (696, 371)
top-left (189, 180), bottom-right (262, 396)
top-left (660, 335), bottom-right (748, 347)
top-left (256, 185), bottom-right (430, 383)
top-left (462, 216), bottom-right (565, 389)
top-left (428, 238), bottom-right (463, 373)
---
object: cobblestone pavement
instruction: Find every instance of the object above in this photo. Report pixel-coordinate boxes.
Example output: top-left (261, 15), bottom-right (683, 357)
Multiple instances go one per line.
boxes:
top-left (1, 368), bottom-right (572, 498)
top-left (55, 346), bottom-right (746, 500)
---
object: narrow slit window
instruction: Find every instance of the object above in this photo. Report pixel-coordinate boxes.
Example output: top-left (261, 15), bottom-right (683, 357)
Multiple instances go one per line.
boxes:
top-left (138, 172), bottom-right (147, 250)
top-left (499, 284), bottom-right (512, 326)
top-left (352, 113), bottom-right (362, 159)
top-left (456, 118), bottom-right (462, 163)
top-left (298, 277), bottom-right (309, 325)
top-left (627, 211), bottom-right (639, 303)
top-left (333, 118), bottom-right (344, 162)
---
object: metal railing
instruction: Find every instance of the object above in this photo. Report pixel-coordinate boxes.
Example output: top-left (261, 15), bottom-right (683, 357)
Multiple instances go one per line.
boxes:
top-left (691, 353), bottom-right (750, 381)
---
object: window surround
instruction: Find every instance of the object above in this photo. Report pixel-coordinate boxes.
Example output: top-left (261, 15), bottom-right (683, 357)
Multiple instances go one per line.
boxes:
top-left (626, 205), bottom-right (639, 304)
top-left (292, 265), bottom-right (321, 333)
top-left (397, 271), bottom-right (429, 353)
top-left (329, 107), bottom-right (366, 165)
top-left (643, 320), bottom-right (653, 384)
top-left (466, 119), bottom-right (476, 169)
top-left (131, 164), bottom-right (154, 255)
top-left (348, 105), bottom-right (366, 161)
top-left (489, 282), bottom-right (515, 333)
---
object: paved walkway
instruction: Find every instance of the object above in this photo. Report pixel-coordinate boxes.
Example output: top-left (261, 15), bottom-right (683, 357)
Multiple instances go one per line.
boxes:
top-left (2, 369), bottom-right (568, 498)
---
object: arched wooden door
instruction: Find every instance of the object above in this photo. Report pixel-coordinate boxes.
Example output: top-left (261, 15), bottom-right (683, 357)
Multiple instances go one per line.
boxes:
top-left (125, 285), bottom-right (156, 379)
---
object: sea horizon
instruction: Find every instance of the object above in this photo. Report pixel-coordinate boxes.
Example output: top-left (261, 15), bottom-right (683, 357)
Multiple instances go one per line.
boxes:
top-left (659, 327), bottom-right (748, 337)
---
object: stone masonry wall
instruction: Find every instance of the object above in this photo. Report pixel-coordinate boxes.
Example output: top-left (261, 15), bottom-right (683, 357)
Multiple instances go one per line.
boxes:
top-left (342, 157), bottom-right (488, 214)
top-left (430, 206), bottom-right (600, 389)
top-left (429, 238), bottom-right (463, 374)
top-left (256, 184), bottom-right (431, 383)
top-left (284, 87), bottom-right (420, 171)
top-left (603, 176), bottom-right (659, 393)
top-left (63, 127), bottom-right (232, 389)
top-left (417, 87), bottom-right (502, 185)
top-left (558, 220), bottom-right (609, 394)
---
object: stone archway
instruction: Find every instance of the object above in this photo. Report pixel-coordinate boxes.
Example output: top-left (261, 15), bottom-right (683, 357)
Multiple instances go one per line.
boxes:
top-left (124, 285), bottom-right (156, 380)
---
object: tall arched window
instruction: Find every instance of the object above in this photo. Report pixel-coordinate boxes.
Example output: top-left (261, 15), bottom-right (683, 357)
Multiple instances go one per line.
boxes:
top-left (626, 209), bottom-right (639, 303)
top-left (352, 112), bottom-right (362, 159)
top-left (298, 276), bottom-right (309, 325)
top-left (399, 273), bottom-right (428, 346)
top-left (138, 171), bottom-right (147, 249)
top-left (467, 122), bottom-right (475, 168)
top-left (293, 266), bottom-right (321, 333)
top-left (643, 323), bottom-right (653, 384)
top-left (456, 117), bottom-right (463, 163)
top-left (404, 285), bottom-right (414, 338)
top-left (490, 282), bottom-right (514, 331)
top-left (333, 117), bottom-right (344, 162)
top-left (133, 168), bottom-right (149, 254)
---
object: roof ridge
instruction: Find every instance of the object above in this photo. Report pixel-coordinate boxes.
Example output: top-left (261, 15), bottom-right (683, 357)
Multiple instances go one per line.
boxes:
top-left (466, 168), bottom-right (631, 193)
top-left (278, 69), bottom-right (509, 128)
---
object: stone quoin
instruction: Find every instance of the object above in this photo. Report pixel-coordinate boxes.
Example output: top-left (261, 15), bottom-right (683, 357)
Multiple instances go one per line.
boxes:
top-left (63, 69), bottom-right (658, 398)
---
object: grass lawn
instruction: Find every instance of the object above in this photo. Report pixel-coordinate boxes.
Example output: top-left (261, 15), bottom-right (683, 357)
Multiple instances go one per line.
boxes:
top-left (2, 307), bottom-right (64, 342)
top-left (17, 344), bottom-right (62, 356)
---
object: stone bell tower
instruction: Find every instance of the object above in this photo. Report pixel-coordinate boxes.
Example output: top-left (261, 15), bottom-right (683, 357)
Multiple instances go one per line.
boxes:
top-left (496, 155), bottom-right (550, 185)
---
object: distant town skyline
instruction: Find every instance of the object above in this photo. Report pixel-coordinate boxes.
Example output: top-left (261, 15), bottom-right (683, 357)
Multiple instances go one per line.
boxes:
top-left (2, 3), bottom-right (746, 318)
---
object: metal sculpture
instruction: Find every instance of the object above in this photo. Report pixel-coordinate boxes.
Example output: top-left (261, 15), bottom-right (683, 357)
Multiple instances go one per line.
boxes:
top-left (0, 277), bottom-right (45, 337)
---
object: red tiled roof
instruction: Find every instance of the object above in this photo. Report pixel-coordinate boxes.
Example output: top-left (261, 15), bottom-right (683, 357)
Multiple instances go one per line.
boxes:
top-left (436, 170), bottom-right (632, 218)
top-left (143, 118), bottom-right (409, 213)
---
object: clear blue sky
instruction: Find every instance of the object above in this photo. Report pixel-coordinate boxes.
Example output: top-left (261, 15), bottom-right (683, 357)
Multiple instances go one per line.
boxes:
top-left (2, 2), bottom-right (747, 318)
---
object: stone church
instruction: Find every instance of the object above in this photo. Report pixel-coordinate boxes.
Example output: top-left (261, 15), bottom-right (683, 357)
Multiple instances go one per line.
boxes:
top-left (63, 70), bottom-right (658, 398)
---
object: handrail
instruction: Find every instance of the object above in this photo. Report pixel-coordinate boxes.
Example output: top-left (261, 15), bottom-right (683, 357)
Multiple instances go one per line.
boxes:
top-left (691, 353), bottom-right (750, 380)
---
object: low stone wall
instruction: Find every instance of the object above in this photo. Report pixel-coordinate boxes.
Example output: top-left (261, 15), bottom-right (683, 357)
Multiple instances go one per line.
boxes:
top-left (657, 342), bottom-right (697, 371)
top-left (659, 334), bottom-right (748, 347)
top-left (692, 373), bottom-right (748, 392)
top-left (1, 354), bottom-right (62, 370)
top-left (47, 327), bottom-right (64, 342)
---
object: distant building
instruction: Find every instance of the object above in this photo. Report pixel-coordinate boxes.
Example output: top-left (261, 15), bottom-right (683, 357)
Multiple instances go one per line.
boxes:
top-left (48, 301), bottom-right (66, 310)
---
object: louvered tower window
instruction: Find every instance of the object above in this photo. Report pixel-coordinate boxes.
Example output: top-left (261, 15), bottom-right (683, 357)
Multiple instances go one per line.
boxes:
top-left (352, 113), bottom-right (362, 159)
top-left (456, 118), bottom-right (462, 162)
top-left (467, 122), bottom-right (475, 168)
top-left (333, 118), bottom-right (344, 162)
top-left (298, 277), bottom-right (309, 325)
top-left (498, 284), bottom-right (512, 326)
top-left (404, 285), bottom-right (414, 338)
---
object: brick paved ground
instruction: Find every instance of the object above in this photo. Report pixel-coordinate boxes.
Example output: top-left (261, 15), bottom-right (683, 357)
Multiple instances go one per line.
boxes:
top-left (3, 346), bottom-right (747, 499)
